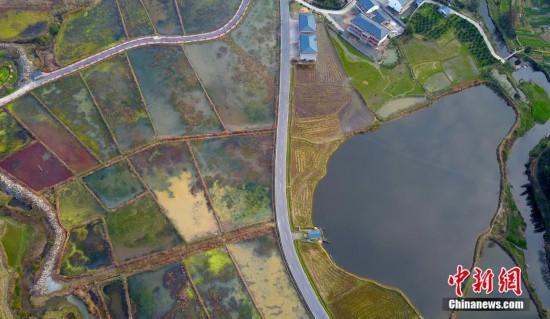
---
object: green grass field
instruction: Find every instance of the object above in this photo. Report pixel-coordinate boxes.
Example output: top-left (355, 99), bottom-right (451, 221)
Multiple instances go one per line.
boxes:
top-left (0, 220), bottom-right (30, 269)
top-left (329, 32), bottom-right (424, 112)
top-left (0, 10), bottom-right (49, 40)
top-left (520, 81), bottom-right (550, 124)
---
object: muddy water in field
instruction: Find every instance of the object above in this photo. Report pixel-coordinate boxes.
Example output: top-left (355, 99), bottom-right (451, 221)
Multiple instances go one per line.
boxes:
top-left (154, 173), bottom-right (219, 242)
top-left (313, 86), bottom-right (515, 319)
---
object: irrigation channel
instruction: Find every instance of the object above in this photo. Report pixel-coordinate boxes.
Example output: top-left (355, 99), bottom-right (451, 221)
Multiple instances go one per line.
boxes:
top-left (312, 85), bottom-right (515, 319)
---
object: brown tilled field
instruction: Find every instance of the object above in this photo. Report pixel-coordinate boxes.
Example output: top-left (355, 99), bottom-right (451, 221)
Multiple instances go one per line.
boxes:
top-left (294, 85), bottom-right (351, 118)
top-left (289, 24), bottom-right (373, 228)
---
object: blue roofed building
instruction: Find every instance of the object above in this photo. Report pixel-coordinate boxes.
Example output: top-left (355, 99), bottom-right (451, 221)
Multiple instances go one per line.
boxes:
top-left (387, 0), bottom-right (412, 13)
top-left (306, 229), bottom-right (323, 241)
top-left (347, 14), bottom-right (389, 47)
top-left (356, 0), bottom-right (379, 14)
top-left (371, 8), bottom-right (391, 25)
top-left (438, 5), bottom-right (451, 16)
top-left (298, 13), bottom-right (318, 62)
top-left (299, 13), bottom-right (316, 33)
top-left (299, 34), bottom-right (318, 61)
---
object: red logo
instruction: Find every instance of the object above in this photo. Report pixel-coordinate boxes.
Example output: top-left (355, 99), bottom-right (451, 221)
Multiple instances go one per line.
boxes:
top-left (448, 266), bottom-right (522, 297)
top-left (448, 265), bottom-right (470, 297)
top-left (498, 267), bottom-right (522, 296)
top-left (472, 267), bottom-right (494, 294)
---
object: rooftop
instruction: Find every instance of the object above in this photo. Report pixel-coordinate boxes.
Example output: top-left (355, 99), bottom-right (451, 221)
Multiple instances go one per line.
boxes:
top-left (357, 0), bottom-right (378, 10)
top-left (371, 9), bottom-right (391, 24)
top-left (351, 14), bottom-right (389, 40)
top-left (299, 13), bottom-right (316, 33)
top-left (306, 229), bottom-right (322, 240)
top-left (300, 34), bottom-right (318, 54)
top-left (439, 5), bottom-right (451, 15)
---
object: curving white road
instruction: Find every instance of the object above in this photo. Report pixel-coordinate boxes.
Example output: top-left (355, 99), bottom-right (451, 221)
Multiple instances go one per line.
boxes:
top-left (0, 0), bottom-right (252, 107)
top-left (418, 0), bottom-right (506, 63)
top-left (275, 0), bottom-right (330, 318)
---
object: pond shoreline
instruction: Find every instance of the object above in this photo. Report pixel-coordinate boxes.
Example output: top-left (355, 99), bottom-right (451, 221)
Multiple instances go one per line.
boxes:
top-left (298, 77), bottom-right (550, 318)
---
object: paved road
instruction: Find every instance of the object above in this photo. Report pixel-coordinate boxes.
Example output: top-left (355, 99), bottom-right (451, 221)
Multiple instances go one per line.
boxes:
top-left (418, 0), bottom-right (506, 63)
top-left (294, 0), bottom-right (357, 32)
top-left (275, 1), bottom-right (330, 318)
top-left (0, 0), bottom-right (252, 107)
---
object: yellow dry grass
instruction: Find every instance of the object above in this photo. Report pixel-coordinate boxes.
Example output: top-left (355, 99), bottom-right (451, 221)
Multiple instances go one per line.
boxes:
top-left (297, 242), bottom-right (421, 319)
top-left (154, 173), bottom-right (220, 242)
top-left (292, 115), bottom-right (344, 143)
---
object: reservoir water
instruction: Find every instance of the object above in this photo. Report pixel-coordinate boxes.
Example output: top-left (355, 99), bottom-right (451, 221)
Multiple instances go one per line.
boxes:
top-left (312, 86), bottom-right (515, 318)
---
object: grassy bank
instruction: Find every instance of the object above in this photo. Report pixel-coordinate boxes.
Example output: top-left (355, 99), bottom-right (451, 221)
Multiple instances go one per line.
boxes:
top-left (297, 242), bottom-right (420, 318)
top-left (519, 81), bottom-right (550, 123)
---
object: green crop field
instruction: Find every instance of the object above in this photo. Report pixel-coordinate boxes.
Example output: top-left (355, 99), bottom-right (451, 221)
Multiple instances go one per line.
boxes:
top-left (185, 247), bottom-right (260, 318)
top-left (55, 0), bottom-right (125, 65)
top-left (0, 220), bottom-right (30, 269)
top-left (0, 111), bottom-right (32, 160)
top-left (330, 32), bottom-right (424, 112)
top-left (177, 0), bottom-right (241, 34)
top-left (117, 0), bottom-right (155, 37)
top-left (0, 10), bottom-right (49, 40)
top-left (105, 194), bottom-right (181, 261)
top-left (57, 181), bottom-right (105, 229)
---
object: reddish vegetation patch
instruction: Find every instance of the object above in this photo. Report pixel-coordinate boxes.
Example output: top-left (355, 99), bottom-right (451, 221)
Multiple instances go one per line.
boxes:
top-left (7, 95), bottom-right (99, 172)
top-left (26, 123), bottom-right (99, 172)
top-left (0, 143), bottom-right (73, 191)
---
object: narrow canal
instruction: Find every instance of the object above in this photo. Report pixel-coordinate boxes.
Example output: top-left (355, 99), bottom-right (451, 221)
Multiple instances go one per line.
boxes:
top-left (313, 86), bottom-right (515, 318)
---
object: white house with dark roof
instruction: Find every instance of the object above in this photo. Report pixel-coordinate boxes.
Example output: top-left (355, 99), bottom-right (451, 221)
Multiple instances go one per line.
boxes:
top-left (355, 0), bottom-right (379, 14)
top-left (347, 14), bottom-right (389, 47)
top-left (387, 0), bottom-right (413, 13)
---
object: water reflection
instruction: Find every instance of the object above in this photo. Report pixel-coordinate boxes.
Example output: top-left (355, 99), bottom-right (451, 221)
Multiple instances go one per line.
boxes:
top-left (313, 86), bottom-right (514, 319)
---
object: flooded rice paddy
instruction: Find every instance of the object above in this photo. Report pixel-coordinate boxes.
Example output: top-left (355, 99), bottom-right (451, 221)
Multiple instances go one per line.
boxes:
top-left (313, 86), bottom-right (515, 318)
